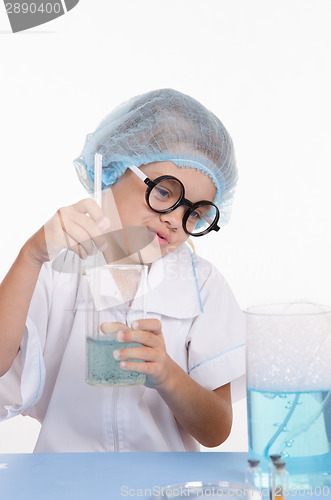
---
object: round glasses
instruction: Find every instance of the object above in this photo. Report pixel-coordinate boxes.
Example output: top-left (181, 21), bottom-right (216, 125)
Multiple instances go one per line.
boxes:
top-left (144, 175), bottom-right (220, 236)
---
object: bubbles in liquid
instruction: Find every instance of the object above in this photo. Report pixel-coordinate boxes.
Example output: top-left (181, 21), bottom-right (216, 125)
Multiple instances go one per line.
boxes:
top-left (86, 336), bottom-right (146, 386)
top-left (273, 422), bottom-right (289, 432)
top-left (246, 304), bottom-right (331, 392)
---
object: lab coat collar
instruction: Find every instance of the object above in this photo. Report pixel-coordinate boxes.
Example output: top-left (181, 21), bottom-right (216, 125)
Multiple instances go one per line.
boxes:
top-left (144, 244), bottom-right (203, 319)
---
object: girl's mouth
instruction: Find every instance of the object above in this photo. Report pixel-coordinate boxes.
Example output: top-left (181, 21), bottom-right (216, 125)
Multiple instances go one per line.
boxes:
top-left (147, 227), bottom-right (170, 248)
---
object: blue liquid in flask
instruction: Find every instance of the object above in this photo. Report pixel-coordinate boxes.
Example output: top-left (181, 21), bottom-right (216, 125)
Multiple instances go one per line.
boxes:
top-left (247, 388), bottom-right (331, 489)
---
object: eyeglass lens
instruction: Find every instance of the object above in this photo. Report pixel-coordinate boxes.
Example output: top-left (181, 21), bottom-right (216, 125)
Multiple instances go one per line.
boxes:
top-left (185, 203), bottom-right (218, 235)
top-left (149, 178), bottom-right (183, 211)
top-left (148, 178), bottom-right (218, 235)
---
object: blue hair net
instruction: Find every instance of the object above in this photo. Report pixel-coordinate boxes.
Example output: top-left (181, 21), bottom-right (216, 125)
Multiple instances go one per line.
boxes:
top-left (74, 89), bottom-right (238, 226)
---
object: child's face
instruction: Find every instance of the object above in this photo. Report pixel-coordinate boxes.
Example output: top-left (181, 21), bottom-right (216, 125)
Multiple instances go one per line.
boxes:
top-left (103, 161), bottom-right (217, 261)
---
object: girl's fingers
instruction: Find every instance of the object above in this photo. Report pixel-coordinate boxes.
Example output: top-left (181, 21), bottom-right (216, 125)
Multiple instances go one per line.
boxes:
top-left (72, 198), bottom-right (111, 230)
top-left (112, 321), bottom-right (168, 387)
top-left (60, 205), bottom-right (109, 252)
top-left (70, 242), bottom-right (88, 260)
top-left (100, 322), bottom-right (130, 334)
top-left (118, 360), bottom-right (156, 375)
top-left (42, 198), bottom-right (110, 263)
top-left (116, 329), bottom-right (159, 348)
top-left (57, 210), bottom-right (106, 255)
top-left (71, 209), bottom-right (110, 243)
top-left (131, 319), bottom-right (162, 334)
top-left (44, 218), bottom-right (88, 261)
top-left (113, 345), bottom-right (155, 362)
top-left (67, 225), bottom-right (95, 255)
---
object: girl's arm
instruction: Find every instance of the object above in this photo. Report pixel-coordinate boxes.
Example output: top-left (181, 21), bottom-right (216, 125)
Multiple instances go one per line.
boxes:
top-left (0, 242), bottom-right (43, 376)
top-left (0, 199), bottom-right (109, 377)
top-left (108, 318), bottom-right (233, 447)
top-left (156, 360), bottom-right (233, 447)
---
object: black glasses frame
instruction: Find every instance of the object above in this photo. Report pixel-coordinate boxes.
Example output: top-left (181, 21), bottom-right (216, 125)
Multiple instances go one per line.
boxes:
top-left (143, 175), bottom-right (220, 237)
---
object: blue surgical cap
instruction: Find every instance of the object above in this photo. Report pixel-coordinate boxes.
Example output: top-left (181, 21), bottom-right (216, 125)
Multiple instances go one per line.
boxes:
top-left (74, 88), bottom-right (238, 226)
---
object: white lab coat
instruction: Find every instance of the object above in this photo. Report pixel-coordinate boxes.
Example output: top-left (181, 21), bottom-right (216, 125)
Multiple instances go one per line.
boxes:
top-left (0, 244), bottom-right (246, 452)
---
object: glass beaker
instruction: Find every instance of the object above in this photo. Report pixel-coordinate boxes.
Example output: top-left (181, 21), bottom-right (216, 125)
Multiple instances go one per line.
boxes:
top-left (244, 302), bottom-right (331, 490)
top-left (84, 264), bottom-right (148, 387)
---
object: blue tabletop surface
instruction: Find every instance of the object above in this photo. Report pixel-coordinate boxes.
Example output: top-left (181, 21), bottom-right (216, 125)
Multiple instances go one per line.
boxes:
top-left (0, 452), bottom-right (329, 499)
top-left (0, 452), bottom-right (246, 499)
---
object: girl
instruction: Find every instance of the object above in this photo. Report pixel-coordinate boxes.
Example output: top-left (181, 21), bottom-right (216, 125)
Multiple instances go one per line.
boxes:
top-left (0, 89), bottom-right (245, 452)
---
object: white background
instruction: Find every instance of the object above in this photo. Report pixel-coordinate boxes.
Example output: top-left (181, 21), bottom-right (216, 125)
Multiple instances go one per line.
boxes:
top-left (0, 0), bottom-right (331, 453)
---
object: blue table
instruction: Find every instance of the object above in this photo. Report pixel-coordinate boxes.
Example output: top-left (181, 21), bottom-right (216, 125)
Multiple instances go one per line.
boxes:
top-left (0, 452), bottom-right (329, 499)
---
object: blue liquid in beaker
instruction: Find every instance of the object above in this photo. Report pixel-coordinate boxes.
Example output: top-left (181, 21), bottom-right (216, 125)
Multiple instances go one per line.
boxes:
top-left (247, 388), bottom-right (331, 489)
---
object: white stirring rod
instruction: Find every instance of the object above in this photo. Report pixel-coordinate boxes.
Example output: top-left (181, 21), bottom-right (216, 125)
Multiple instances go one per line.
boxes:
top-left (94, 153), bottom-right (103, 264)
top-left (94, 153), bottom-right (103, 207)
top-left (92, 153), bottom-right (103, 329)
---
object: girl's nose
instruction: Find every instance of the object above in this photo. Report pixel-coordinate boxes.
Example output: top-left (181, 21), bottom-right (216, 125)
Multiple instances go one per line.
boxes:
top-left (159, 207), bottom-right (185, 230)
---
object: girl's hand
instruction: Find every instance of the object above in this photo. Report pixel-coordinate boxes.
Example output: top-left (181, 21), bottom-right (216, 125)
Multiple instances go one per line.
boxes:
top-left (107, 319), bottom-right (171, 389)
top-left (25, 198), bottom-right (111, 265)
